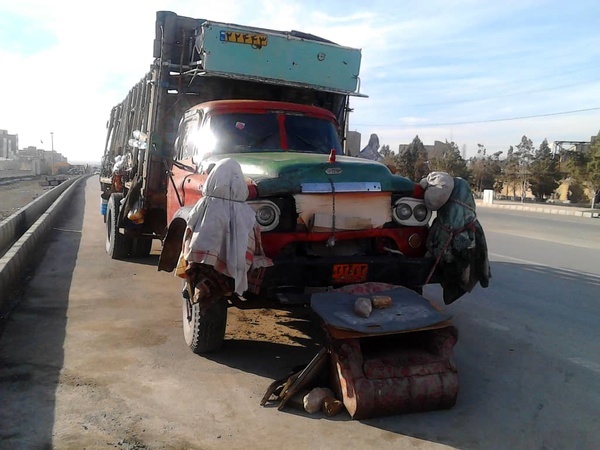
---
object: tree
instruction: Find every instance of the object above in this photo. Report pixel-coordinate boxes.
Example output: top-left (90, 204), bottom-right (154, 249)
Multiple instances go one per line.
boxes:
top-left (469, 144), bottom-right (501, 193)
top-left (515, 135), bottom-right (534, 202)
top-left (428, 140), bottom-right (470, 179)
top-left (379, 144), bottom-right (392, 158)
top-left (490, 151), bottom-right (504, 193)
top-left (566, 135), bottom-right (600, 208)
top-left (394, 135), bottom-right (429, 181)
top-left (528, 138), bottom-right (560, 200)
top-left (587, 142), bottom-right (600, 208)
top-left (379, 144), bottom-right (398, 173)
top-left (500, 145), bottom-right (519, 199)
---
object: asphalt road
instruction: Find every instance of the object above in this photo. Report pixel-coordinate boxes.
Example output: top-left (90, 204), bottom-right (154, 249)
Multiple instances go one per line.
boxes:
top-left (0, 178), bottom-right (599, 449)
top-left (424, 209), bottom-right (600, 449)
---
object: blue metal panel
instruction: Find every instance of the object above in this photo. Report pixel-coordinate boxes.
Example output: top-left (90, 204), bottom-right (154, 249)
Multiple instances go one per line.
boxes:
top-left (197, 22), bottom-right (362, 94)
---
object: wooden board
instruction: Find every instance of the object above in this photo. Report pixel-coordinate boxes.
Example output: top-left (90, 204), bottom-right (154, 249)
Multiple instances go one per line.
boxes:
top-left (294, 192), bottom-right (391, 229)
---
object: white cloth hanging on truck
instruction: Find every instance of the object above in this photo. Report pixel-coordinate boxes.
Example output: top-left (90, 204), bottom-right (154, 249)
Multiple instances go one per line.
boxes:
top-left (181, 158), bottom-right (269, 295)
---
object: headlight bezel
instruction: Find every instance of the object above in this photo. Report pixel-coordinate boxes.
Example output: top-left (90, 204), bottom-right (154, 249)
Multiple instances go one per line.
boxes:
top-left (248, 200), bottom-right (281, 232)
top-left (392, 197), bottom-right (431, 226)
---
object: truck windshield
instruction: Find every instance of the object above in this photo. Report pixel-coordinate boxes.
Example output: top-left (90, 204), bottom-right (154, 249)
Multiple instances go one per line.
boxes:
top-left (209, 112), bottom-right (342, 155)
top-left (284, 115), bottom-right (342, 155)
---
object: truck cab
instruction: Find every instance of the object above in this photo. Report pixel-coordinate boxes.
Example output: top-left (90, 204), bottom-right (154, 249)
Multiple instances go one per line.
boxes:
top-left (160, 99), bottom-right (436, 301)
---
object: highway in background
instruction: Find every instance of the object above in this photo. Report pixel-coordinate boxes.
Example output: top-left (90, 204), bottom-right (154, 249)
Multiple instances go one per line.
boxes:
top-left (0, 177), bottom-right (598, 449)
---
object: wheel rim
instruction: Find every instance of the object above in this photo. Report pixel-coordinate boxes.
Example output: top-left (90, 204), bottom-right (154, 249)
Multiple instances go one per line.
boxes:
top-left (182, 296), bottom-right (195, 346)
top-left (105, 208), bottom-right (112, 253)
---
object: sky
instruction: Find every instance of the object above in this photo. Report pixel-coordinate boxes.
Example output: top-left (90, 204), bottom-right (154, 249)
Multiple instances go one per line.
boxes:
top-left (0, 0), bottom-right (599, 163)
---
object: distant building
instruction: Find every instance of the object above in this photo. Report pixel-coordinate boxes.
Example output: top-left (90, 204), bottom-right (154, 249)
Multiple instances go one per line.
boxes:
top-left (346, 130), bottom-right (361, 156)
top-left (41, 150), bottom-right (68, 165)
top-left (553, 140), bottom-right (590, 156)
top-left (0, 129), bottom-right (70, 177)
top-left (553, 136), bottom-right (594, 203)
top-left (15, 146), bottom-right (69, 176)
top-left (19, 146), bottom-right (45, 159)
top-left (0, 129), bottom-right (18, 159)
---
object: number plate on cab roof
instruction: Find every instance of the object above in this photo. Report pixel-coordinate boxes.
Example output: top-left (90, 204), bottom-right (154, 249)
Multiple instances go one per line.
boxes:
top-left (220, 30), bottom-right (268, 46)
top-left (332, 264), bottom-right (368, 284)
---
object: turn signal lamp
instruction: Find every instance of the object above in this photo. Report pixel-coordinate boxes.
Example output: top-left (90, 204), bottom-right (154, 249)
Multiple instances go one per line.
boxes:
top-left (408, 233), bottom-right (422, 249)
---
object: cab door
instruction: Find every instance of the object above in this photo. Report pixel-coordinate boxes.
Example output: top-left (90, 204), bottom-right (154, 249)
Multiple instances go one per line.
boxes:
top-left (167, 110), bottom-right (206, 222)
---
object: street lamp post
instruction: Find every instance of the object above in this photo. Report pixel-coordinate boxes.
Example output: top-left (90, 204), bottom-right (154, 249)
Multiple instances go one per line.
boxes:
top-left (50, 132), bottom-right (54, 175)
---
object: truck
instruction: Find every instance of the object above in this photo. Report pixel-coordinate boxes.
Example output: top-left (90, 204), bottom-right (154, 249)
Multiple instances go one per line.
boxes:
top-left (100, 11), bottom-right (445, 354)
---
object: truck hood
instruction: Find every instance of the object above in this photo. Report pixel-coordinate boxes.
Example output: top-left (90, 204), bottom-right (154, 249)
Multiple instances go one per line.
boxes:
top-left (205, 152), bottom-right (416, 197)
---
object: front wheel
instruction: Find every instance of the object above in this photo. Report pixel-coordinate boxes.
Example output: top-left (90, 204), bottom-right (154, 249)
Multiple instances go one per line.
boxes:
top-left (182, 291), bottom-right (228, 354)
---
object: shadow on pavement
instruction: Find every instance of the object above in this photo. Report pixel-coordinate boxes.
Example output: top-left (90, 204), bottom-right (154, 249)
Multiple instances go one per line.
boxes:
top-left (209, 339), bottom-right (320, 378)
top-left (0, 182), bottom-right (85, 447)
top-left (360, 261), bottom-right (600, 450)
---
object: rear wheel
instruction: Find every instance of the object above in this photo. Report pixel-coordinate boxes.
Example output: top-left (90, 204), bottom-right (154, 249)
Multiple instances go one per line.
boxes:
top-left (182, 289), bottom-right (228, 354)
top-left (105, 193), bottom-right (130, 259)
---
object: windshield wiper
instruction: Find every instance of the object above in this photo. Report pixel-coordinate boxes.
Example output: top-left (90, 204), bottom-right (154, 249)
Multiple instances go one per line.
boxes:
top-left (289, 132), bottom-right (322, 152)
top-left (249, 132), bottom-right (277, 148)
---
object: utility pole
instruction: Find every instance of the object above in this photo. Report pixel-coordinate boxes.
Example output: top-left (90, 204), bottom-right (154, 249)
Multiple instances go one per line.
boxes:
top-left (50, 132), bottom-right (54, 175)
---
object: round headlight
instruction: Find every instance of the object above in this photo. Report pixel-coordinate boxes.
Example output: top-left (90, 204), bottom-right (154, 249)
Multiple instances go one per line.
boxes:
top-left (256, 205), bottom-right (275, 225)
top-left (395, 203), bottom-right (412, 221)
top-left (255, 203), bottom-right (280, 231)
top-left (413, 204), bottom-right (429, 222)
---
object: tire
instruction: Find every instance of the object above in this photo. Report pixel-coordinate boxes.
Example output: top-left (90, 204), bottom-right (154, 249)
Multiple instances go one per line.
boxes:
top-left (182, 292), bottom-right (228, 354)
top-left (130, 238), bottom-right (153, 258)
top-left (105, 193), bottom-right (130, 260)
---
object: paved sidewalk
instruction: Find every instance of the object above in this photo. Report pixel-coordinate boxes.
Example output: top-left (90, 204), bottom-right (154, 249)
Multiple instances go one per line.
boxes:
top-left (475, 199), bottom-right (600, 219)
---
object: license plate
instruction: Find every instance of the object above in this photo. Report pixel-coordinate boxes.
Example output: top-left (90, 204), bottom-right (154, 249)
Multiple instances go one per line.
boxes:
top-left (220, 30), bottom-right (268, 47)
top-left (332, 264), bottom-right (368, 283)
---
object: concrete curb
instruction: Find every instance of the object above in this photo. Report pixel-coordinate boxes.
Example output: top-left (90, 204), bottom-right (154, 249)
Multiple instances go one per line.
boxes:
top-left (0, 176), bottom-right (87, 315)
top-left (476, 201), bottom-right (600, 219)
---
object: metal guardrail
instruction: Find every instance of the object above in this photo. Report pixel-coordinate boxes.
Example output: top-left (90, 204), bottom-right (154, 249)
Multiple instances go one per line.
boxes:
top-left (0, 176), bottom-right (87, 315)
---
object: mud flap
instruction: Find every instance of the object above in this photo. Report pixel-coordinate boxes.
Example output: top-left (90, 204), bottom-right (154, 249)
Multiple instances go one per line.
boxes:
top-left (158, 213), bottom-right (189, 272)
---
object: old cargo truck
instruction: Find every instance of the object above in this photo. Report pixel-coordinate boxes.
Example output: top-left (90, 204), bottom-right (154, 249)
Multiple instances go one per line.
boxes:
top-left (100, 11), bottom-right (445, 354)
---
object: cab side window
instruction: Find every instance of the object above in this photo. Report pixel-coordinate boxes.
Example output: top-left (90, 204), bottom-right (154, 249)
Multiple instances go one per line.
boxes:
top-left (175, 111), bottom-right (202, 160)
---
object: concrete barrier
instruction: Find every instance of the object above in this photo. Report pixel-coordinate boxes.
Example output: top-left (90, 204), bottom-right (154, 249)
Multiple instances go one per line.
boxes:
top-left (0, 176), bottom-right (87, 315)
top-left (476, 199), bottom-right (599, 219)
top-left (0, 177), bottom-right (78, 257)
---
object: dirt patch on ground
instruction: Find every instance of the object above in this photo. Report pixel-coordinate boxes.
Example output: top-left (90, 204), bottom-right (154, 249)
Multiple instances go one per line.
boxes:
top-left (227, 307), bottom-right (324, 348)
top-left (0, 178), bottom-right (53, 221)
